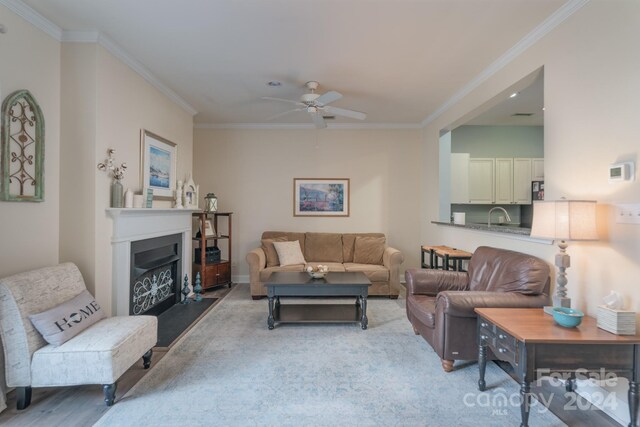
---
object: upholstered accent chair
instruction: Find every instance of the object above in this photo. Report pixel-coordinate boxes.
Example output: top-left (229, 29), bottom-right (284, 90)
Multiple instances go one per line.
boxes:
top-left (405, 246), bottom-right (550, 372)
top-left (0, 263), bottom-right (157, 409)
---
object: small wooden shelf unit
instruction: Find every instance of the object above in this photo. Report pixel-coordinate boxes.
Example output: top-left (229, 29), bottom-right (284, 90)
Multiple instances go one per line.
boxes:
top-left (192, 211), bottom-right (233, 291)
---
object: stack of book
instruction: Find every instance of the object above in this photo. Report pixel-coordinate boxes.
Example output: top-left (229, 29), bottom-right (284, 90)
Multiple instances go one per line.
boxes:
top-left (597, 305), bottom-right (636, 335)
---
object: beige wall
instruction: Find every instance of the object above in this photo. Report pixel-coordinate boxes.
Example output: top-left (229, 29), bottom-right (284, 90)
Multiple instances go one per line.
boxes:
top-left (423, 0), bottom-right (640, 319)
top-left (193, 128), bottom-right (422, 280)
top-left (59, 44), bottom-right (194, 314)
top-left (0, 6), bottom-right (61, 277)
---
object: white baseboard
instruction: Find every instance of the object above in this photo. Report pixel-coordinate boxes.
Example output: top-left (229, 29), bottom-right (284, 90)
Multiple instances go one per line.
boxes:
top-left (232, 274), bottom-right (249, 284)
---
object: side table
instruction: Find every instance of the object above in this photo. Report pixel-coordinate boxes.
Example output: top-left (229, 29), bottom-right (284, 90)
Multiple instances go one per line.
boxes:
top-left (475, 308), bottom-right (640, 427)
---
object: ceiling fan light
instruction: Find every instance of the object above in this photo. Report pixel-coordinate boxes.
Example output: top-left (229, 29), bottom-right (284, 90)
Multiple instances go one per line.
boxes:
top-left (307, 106), bottom-right (318, 113)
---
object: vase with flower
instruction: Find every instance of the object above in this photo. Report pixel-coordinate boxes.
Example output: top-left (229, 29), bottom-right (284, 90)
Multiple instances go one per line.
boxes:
top-left (98, 149), bottom-right (128, 208)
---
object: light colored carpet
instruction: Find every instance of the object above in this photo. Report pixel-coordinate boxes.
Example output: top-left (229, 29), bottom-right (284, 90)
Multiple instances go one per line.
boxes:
top-left (95, 285), bottom-right (565, 427)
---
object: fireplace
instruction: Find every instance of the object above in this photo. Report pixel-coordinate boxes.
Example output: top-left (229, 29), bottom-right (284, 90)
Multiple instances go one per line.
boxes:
top-left (108, 208), bottom-right (197, 316)
top-left (130, 234), bottom-right (182, 316)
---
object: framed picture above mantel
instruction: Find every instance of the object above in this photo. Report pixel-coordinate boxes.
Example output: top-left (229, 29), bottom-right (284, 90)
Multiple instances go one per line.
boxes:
top-left (293, 178), bottom-right (350, 217)
top-left (140, 129), bottom-right (177, 201)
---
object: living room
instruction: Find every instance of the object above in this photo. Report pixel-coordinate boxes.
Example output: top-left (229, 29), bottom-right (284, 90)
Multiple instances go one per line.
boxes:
top-left (1, 1), bottom-right (639, 426)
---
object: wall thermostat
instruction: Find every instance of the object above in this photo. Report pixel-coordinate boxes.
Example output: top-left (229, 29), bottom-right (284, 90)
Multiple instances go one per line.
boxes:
top-left (609, 162), bottom-right (634, 182)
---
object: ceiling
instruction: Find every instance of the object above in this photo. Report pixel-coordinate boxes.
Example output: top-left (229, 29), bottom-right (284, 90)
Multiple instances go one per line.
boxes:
top-left (22, 0), bottom-right (568, 126)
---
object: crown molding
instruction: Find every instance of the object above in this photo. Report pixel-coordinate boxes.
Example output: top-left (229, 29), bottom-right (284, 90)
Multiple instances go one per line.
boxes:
top-left (421, 0), bottom-right (590, 127)
top-left (94, 33), bottom-right (198, 116)
top-left (194, 122), bottom-right (422, 130)
top-left (61, 30), bottom-right (99, 43)
top-left (0, 0), bottom-right (63, 40)
top-left (1, 0), bottom-right (198, 117)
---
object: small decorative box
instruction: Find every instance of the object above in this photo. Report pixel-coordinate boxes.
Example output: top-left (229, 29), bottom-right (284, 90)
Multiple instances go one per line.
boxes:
top-left (597, 305), bottom-right (636, 335)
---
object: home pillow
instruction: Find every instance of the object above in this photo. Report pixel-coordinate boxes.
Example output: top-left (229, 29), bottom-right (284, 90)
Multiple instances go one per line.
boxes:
top-left (29, 289), bottom-right (106, 346)
top-left (273, 240), bottom-right (306, 266)
top-left (353, 236), bottom-right (386, 265)
top-left (262, 236), bottom-right (288, 267)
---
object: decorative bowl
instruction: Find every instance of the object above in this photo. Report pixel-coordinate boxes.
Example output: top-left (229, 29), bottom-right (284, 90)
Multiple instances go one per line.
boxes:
top-left (308, 271), bottom-right (328, 279)
top-left (552, 307), bottom-right (584, 328)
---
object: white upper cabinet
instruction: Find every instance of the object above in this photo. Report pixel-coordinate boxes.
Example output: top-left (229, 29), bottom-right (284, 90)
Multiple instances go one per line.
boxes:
top-left (450, 153), bottom-right (469, 204)
top-left (532, 158), bottom-right (544, 180)
top-left (494, 158), bottom-right (514, 204)
top-left (468, 158), bottom-right (495, 204)
top-left (513, 158), bottom-right (533, 204)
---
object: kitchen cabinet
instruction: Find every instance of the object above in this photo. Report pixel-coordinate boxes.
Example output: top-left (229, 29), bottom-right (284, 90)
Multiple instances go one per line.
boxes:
top-left (450, 153), bottom-right (469, 204)
top-left (532, 158), bottom-right (544, 180)
top-left (494, 158), bottom-right (514, 204)
top-left (468, 158), bottom-right (494, 204)
top-left (513, 158), bottom-right (533, 204)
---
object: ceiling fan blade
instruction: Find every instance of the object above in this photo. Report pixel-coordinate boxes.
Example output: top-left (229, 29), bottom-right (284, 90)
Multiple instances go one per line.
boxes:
top-left (311, 112), bottom-right (327, 129)
top-left (315, 90), bottom-right (342, 106)
top-left (323, 106), bottom-right (367, 120)
top-left (266, 108), bottom-right (304, 121)
top-left (261, 96), bottom-right (304, 106)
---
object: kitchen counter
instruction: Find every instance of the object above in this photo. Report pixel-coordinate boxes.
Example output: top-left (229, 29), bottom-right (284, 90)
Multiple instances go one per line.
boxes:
top-left (431, 221), bottom-right (532, 236)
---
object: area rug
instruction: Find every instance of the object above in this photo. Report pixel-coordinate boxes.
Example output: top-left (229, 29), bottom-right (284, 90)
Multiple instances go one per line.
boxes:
top-left (95, 285), bottom-right (565, 427)
top-left (155, 298), bottom-right (217, 349)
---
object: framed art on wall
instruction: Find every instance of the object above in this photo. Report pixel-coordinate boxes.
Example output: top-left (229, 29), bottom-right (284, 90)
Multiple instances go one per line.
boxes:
top-left (293, 178), bottom-right (350, 217)
top-left (140, 129), bottom-right (177, 200)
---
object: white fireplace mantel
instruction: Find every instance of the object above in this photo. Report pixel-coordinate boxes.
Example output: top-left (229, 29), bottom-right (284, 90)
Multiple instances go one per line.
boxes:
top-left (107, 208), bottom-right (199, 316)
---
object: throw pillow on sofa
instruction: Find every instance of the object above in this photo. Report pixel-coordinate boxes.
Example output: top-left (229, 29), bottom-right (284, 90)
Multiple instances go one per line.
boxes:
top-left (29, 289), bottom-right (106, 346)
top-left (262, 236), bottom-right (287, 267)
top-left (353, 236), bottom-right (386, 265)
top-left (273, 240), bottom-right (306, 266)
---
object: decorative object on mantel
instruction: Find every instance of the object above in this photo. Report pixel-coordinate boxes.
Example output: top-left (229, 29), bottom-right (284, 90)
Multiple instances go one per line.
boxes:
top-left (124, 188), bottom-right (133, 208)
top-left (175, 180), bottom-right (183, 209)
top-left (145, 188), bottom-right (154, 208)
top-left (204, 192), bottom-right (218, 212)
top-left (140, 129), bottom-right (177, 201)
top-left (181, 274), bottom-right (190, 304)
top-left (97, 148), bottom-right (127, 208)
top-left (530, 199), bottom-right (598, 314)
top-left (184, 174), bottom-right (199, 209)
top-left (194, 272), bottom-right (203, 302)
top-left (597, 291), bottom-right (636, 335)
top-left (133, 194), bottom-right (144, 208)
top-left (1, 90), bottom-right (45, 202)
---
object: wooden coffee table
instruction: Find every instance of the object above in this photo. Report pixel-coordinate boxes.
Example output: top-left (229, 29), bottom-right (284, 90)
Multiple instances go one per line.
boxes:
top-left (264, 271), bottom-right (371, 330)
top-left (475, 308), bottom-right (640, 427)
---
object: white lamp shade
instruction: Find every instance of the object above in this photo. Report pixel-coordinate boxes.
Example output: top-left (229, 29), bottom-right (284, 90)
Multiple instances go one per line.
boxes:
top-left (530, 200), bottom-right (598, 241)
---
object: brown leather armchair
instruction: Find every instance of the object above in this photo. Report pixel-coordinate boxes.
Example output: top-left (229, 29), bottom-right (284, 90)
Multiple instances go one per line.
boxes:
top-left (405, 246), bottom-right (550, 372)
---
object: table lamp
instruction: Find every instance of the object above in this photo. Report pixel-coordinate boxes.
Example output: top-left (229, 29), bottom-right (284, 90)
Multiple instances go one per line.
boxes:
top-left (530, 199), bottom-right (598, 314)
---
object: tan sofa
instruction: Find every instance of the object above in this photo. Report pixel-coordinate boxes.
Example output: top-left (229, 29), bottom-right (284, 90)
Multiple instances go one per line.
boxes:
top-left (246, 231), bottom-right (404, 299)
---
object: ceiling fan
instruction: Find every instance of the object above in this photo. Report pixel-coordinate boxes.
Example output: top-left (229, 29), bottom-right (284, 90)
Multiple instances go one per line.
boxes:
top-left (262, 81), bottom-right (366, 129)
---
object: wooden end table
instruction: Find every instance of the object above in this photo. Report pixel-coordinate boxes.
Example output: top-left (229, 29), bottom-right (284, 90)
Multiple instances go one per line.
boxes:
top-left (475, 308), bottom-right (640, 427)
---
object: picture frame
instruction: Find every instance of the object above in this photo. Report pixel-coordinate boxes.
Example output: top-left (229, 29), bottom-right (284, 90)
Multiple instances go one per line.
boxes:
top-left (200, 220), bottom-right (217, 237)
top-left (293, 178), bottom-right (350, 217)
top-left (140, 129), bottom-right (177, 200)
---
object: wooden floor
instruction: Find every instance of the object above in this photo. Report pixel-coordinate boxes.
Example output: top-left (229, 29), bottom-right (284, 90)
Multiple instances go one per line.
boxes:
top-left (0, 285), bottom-right (233, 427)
top-left (0, 285), bottom-right (620, 427)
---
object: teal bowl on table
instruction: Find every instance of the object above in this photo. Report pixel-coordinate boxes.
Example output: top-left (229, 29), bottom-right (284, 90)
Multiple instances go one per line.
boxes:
top-left (552, 307), bottom-right (584, 328)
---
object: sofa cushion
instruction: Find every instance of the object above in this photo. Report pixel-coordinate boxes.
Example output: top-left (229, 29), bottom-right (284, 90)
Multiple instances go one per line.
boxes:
top-left (305, 262), bottom-right (346, 272)
top-left (353, 236), bottom-right (386, 265)
top-left (261, 237), bottom-right (287, 267)
top-left (342, 233), bottom-right (386, 263)
top-left (407, 295), bottom-right (436, 329)
top-left (273, 241), bottom-right (306, 266)
top-left (343, 263), bottom-right (389, 282)
top-left (262, 232), bottom-right (306, 254)
top-left (259, 264), bottom-right (305, 282)
top-left (31, 315), bottom-right (157, 386)
top-left (29, 290), bottom-right (106, 346)
top-left (304, 233), bottom-right (343, 263)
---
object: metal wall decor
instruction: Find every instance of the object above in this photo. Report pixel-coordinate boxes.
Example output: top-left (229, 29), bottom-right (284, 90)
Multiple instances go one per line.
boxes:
top-left (132, 267), bottom-right (174, 315)
top-left (1, 90), bottom-right (45, 201)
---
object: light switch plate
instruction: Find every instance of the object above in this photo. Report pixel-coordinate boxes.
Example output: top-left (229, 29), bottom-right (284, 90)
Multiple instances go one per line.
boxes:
top-left (615, 204), bottom-right (640, 224)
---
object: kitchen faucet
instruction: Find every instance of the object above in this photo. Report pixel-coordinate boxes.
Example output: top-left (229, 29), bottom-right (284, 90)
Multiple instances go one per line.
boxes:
top-left (487, 207), bottom-right (512, 226)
